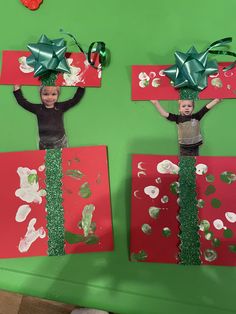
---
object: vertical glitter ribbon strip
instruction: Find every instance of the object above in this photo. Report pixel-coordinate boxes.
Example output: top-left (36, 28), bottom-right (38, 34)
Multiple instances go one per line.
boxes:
top-left (45, 148), bottom-right (65, 256)
top-left (178, 156), bottom-right (201, 265)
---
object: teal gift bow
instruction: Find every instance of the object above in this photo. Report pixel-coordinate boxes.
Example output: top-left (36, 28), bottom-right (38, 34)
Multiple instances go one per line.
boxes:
top-left (26, 34), bottom-right (71, 77)
top-left (60, 29), bottom-right (107, 69)
top-left (164, 37), bottom-right (232, 91)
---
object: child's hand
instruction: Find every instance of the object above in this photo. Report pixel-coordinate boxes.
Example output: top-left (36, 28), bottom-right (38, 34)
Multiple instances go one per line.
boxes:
top-left (214, 98), bottom-right (221, 104)
top-left (150, 100), bottom-right (158, 105)
top-left (14, 85), bottom-right (21, 91)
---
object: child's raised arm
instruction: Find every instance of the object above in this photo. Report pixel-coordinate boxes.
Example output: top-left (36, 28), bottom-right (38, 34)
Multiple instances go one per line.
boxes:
top-left (13, 85), bottom-right (21, 91)
top-left (206, 98), bottom-right (221, 110)
top-left (150, 100), bottom-right (169, 118)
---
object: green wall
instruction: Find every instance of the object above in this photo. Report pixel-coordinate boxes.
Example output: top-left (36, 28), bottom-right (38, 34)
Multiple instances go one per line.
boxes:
top-left (0, 1), bottom-right (236, 313)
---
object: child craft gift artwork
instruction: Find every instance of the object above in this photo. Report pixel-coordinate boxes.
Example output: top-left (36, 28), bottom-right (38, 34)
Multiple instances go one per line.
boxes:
top-left (0, 33), bottom-right (106, 86)
top-left (1, 33), bottom-right (107, 150)
top-left (0, 146), bottom-right (113, 258)
top-left (130, 155), bottom-right (236, 266)
top-left (132, 37), bottom-right (236, 100)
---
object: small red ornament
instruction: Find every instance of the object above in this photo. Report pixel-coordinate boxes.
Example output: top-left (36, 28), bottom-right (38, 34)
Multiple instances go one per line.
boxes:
top-left (20, 0), bottom-right (43, 10)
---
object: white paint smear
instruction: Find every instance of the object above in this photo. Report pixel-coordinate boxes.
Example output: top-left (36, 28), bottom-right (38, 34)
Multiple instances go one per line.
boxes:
top-left (15, 204), bottom-right (31, 222)
top-left (18, 218), bottom-right (46, 253)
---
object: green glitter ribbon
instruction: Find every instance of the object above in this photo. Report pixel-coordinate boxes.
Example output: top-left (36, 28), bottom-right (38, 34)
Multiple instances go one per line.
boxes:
top-left (60, 29), bottom-right (107, 69)
top-left (178, 87), bottom-right (199, 101)
top-left (178, 156), bottom-right (201, 265)
top-left (209, 49), bottom-right (236, 72)
top-left (26, 34), bottom-right (71, 85)
top-left (45, 149), bottom-right (65, 256)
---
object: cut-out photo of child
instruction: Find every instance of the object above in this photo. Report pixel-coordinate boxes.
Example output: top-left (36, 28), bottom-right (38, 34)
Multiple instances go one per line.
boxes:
top-left (13, 85), bottom-right (85, 150)
top-left (150, 98), bottom-right (221, 156)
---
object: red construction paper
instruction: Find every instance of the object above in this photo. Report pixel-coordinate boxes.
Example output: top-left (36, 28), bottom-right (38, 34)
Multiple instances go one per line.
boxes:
top-left (132, 63), bottom-right (236, 100)
top-left (0, 146), bottom-right (113, 258)
top-left (196, 156), bottom-right (236, 266)
top-left (0, 150), bottom-right (48, 258)
top-left (0, 51), bottom-right (101, 87)
top-left (62, 146), bottom-right (113, 254)
top-left (130, 155), bottom-right (180, 264)
top-left (130, 154), bottom-right (236, 266)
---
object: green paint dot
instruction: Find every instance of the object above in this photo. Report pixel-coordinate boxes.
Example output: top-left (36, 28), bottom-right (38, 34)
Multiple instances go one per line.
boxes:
top-left (197, 199), bottom-right (205, 208)
top-left (161, 195), bottom-right (169, 203)
top-left (199, 220), bottom-right (210, 231)
top-left (141, 223), bottom-right (152, 235)
top-left (65, 169), bottom-right (83, 179)
top-left (65, 231), bottom-right (84, 244)
top-left (229, 245), bottom-right (236, 253)
top-left (170, 181), bottom-right (180, 195)
top-left (211, 198), bottom-right (221, 208)
top-left (28, 173), bottom-right (38, 184)
top-left (205, 231), bottom-right (214, 240)
top-left (162, 227), bottom-right (171, 237)
top-left (212, 238), bottom-right (221, 247)
top-left (220, 171), bottom-right (236, 184)
top-left (206, 174), bottom-right (215, 183)
top-left (148, 206), bottom-right (160, 219)
top-left (79, 182), bottom-right (92, 198)
top-left (84, 234), bottom-right (99, 244)
top-left (205, 185), bottom-right (216, 196)
top-left (131, 250), bottom-right (148, 262)
top-left (224, 228), bottom-right (233, 238)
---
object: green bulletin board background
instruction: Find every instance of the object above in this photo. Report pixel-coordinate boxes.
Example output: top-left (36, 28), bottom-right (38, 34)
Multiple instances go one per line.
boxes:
top-left (0, 1), bottom-right (236, 313)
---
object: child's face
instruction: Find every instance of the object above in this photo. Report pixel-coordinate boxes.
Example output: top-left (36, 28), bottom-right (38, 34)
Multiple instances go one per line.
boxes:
top-left (40, 86), bottom-right (59, 108)
top-left (178, 100), bottom-right (194, 116)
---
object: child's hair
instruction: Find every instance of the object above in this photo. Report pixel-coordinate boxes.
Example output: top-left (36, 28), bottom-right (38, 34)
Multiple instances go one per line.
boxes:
top-left (178, 99), bottom-right (195, 108)
top-left (39, 85), bottom-right (60, 95)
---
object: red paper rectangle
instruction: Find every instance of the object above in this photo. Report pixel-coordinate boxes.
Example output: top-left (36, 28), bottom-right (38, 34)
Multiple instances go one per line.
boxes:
top-left (0, 51), bottom-right (101, 87)
top-left (0, 146), bottom-right (113, 258)
top-left (130, 154), bottom-right (236, 266)
top-left (132, 63), bottom-right (236, 100)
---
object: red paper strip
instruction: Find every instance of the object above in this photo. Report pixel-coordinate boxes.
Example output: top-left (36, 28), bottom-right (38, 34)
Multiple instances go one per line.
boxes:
top-left (0, 51), bottom-right (101, 86)
top-left (132, 63), bottom-right (236, 100)
top-left (130, 154), bottom-right (236, 266)
top-left (0, 146), bottom-right (113, 258)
